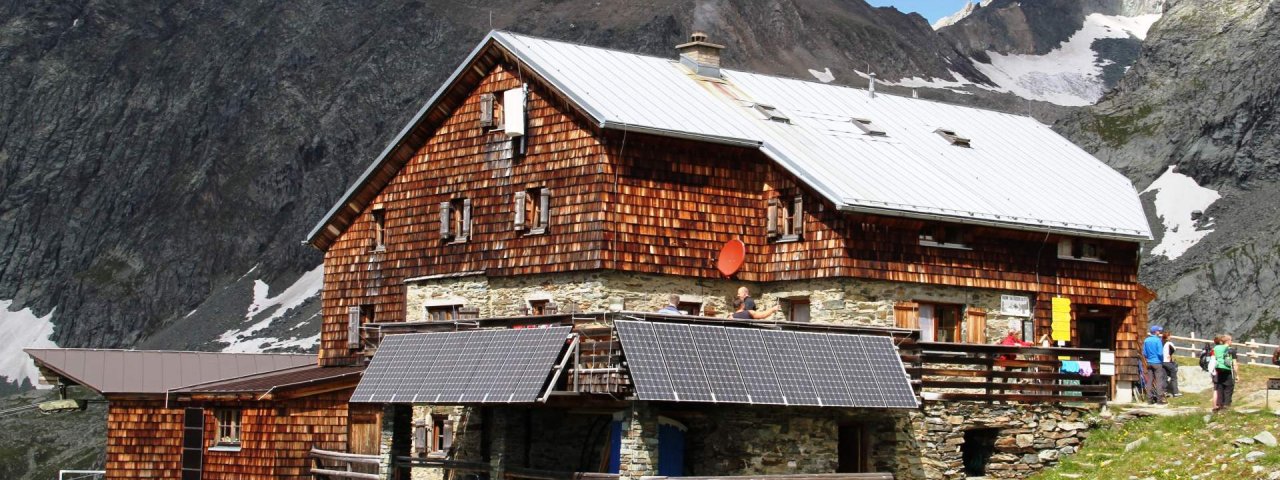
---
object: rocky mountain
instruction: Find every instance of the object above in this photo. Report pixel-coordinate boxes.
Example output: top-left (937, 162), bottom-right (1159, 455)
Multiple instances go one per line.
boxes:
top-left (1058, 0), bottom-right (1280, 342)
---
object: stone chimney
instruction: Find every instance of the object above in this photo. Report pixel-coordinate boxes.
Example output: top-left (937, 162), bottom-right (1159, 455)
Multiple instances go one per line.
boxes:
top-left (676, 32), bottom-right (725, 78)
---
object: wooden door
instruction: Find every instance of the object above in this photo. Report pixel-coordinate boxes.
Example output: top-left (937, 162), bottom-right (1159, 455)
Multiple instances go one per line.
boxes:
top-left (349, 409), bottom-right (382, 456)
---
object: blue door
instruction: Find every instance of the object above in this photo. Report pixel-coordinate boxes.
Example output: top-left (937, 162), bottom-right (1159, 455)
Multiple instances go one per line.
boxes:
top-left (658, 422), bottom-right (685, 476)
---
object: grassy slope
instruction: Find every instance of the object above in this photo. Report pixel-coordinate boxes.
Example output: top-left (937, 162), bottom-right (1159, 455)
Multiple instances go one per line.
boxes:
top-left (1032, 359), bottom-right (1280, 479)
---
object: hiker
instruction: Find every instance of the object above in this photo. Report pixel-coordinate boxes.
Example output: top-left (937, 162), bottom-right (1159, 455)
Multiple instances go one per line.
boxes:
top-left (1142, 325), bottom-right (1168, 405)
top-left (1272, 345), bottom-right (1279, 366)
top-left (656, 294), bottom-right (683, 315)
top-left (730, 298), bottom-right (778, 320)
top-left (1161, 330), bottom-right (1180, 397)
top-left (1213, 334), bottom-right (1237, 412)
top-left (996, 325), bottom-right (1031, 359)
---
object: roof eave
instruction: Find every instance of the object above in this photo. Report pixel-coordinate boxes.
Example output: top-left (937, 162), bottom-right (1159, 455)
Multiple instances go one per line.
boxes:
top-left (835, 204), bottom-right (1152, 242)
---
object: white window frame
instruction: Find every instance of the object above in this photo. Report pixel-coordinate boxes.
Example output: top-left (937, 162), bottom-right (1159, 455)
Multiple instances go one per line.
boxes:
top-left (214, 408), bottom-right (242, 447)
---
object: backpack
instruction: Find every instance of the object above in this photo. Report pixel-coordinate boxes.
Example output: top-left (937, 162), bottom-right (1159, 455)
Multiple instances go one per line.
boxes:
top-left (1214, 345), bottom-right (1235, 370)
top-left (1198, 344), bottom-right (1213, 372)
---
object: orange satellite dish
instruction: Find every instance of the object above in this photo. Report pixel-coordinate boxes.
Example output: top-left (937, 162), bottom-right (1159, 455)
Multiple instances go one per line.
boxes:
top-left (717, 239), bottom-right (746, 276)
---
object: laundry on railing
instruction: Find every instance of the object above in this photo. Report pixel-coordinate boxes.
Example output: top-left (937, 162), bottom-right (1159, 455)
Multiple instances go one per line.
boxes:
top-left (1060, 360), bottom-right (1093, 377)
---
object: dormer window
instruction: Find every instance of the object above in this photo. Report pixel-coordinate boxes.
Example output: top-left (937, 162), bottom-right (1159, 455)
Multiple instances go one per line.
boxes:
top-left (767, 196), bottom-right (803, 242)
top-left (919, 223), bottom-right (969, 249)
top-left (440, 197), bottom-right (471, 243)
top-left (753, 104), bottom-right (790, 123)
top-left (1058, 237), bottom-right (1106, 262)
top-left (514, 187), bottom-right (550, 235)
top-left (852, 118), bottom-right (886, 136)
top-left (935, 128), bottom-right (971, 147)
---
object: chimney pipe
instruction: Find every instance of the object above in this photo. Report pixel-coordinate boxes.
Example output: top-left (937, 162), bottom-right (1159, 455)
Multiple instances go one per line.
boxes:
top-left (869, 73), bottom-right (876, 98)
top-left (676, 31), bottom-right (725, 78)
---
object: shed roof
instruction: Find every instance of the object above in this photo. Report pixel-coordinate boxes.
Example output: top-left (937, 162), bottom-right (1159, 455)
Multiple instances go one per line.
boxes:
top-left (173, 364), bottom-right (363, 395)
top-left (306, 31), bottom-right (1151, 249)
top-left (24, 348), bottom-right (315, 395)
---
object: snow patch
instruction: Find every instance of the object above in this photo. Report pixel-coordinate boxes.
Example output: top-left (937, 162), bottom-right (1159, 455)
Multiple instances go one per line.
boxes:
top-left (854, 69), bottom-right (999, 93)
top-left (808, 67), bottom-right (834, 84)
top-left (971, 13), bottom-right (1161, 106)
top-left (0, 300), bottom-right (58, 387)
top-left (1141, 166), bottom-right (1220, 260)
top-left (218, 265), bottom-right (323, 352)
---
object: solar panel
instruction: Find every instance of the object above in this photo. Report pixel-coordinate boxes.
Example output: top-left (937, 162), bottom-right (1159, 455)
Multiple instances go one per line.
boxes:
top-left (351, 326), bottom-right (571, 404)
top-left (614, 321), bottom-right (676, 401)
top-left (614, 320), bottom-right (917, 409)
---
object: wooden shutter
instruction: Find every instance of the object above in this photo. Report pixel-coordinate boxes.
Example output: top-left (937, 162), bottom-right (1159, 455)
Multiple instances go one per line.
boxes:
top-left (181, 408), bottom-right (204, 480)
top-left (965, 307), bottom-right (987, 344)
top-left (513, 191), bottom-right (526, 230)
top-left (479, 93), bottom-right (495, 128)
top-left (348, 306), bottom-right (361, 349)
top-left (767, 198), bottom-right (779, 237)
top-left (461, 198), bottom-right (471, 239)
top-left (894, 301), bottom-right (919, 329)
top-left (413, 419), bottom-right (427, 455)
top-left (538, 188), bottom-right (551, 229)
top-left (791, 196), bottom-right (804, 237)
top-left (442, 419), bottom-right (453, 451)
top-left (349, 410), bottom-right (381, 456)
top-left (439, 201), bottom-right (452, 239)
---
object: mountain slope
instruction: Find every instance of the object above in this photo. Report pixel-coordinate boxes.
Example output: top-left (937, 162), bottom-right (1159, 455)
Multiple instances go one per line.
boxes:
top-left (1057, 0), bottom-right (1280, 341)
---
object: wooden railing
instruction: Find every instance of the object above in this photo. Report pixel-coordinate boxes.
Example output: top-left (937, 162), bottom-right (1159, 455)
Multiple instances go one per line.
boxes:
top-left (1167, 334), bottom-right (1279, 368)
top-left (901, 343), bottom-right (1112, 404)
top-left (641, 474), bottom-right (893, 480)
top-left (311, 448), bottom-right (381, 480)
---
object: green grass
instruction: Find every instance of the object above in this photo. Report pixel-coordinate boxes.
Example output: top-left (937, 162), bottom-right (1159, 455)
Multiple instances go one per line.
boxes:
top-left (1032, 361), bottom-right (1280, 479)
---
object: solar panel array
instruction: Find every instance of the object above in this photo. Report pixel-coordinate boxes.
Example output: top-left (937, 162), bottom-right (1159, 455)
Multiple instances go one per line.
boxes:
top-left (615, 321), bottom-right (918, 408)
top-left (351, 326), bottom-right (571, 404)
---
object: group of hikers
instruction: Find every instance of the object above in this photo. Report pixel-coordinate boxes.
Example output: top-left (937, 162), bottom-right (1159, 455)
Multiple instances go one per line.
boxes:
top-left (1143, 326), bottom-right (1280, 412)
top-left (655, 287), bottom-right (779, 319)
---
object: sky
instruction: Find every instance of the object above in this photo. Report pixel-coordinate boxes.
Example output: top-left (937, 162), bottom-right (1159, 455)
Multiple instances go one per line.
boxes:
top-left (865, 0), bottom-right (973, 25)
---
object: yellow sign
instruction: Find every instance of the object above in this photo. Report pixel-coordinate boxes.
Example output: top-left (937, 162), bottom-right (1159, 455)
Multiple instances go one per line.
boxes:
top-left (1051, 297), bottom-right (1072, 341)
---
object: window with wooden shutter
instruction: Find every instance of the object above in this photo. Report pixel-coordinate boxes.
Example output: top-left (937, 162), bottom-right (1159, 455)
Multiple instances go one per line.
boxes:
top-left (767, 198), bottom-right (779, 238)
top-left (347, 306), bottom-right (362, 350)
top-left (516, 187), bottom-right (549, 235)
top-left (479, 93), bottom-right (495, 128)
top-left (964, 307), bottom-right (987, 344)
top-left (371, 206), bottom-right (386, 252)
top-left (894, 301), bottom-right (919, 329)
top-left (443, 198), bottom-right (469, 243)
top-left (513, 191), bottom-right (527, 231)
top-left (789, 196), bottom-right (803, 240)
top-left (439, 201), bottom-right (452, 240)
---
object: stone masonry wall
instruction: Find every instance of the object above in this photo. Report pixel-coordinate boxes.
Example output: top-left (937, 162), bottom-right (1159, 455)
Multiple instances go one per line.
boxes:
top-left (912, 402), bottom-right (1100, 479)
top-left (404, 271), bottom-right (1033, 340)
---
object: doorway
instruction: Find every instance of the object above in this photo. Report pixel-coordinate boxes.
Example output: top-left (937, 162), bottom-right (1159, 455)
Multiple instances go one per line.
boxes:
top-left (961, 428), bottom-right (999, 476)
top-left (1077, 314), bottom-right (1115, 350)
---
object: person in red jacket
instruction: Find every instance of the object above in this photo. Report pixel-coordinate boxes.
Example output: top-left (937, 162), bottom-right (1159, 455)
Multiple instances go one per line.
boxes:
top-left (996, 326), bottom-right (1031, 360)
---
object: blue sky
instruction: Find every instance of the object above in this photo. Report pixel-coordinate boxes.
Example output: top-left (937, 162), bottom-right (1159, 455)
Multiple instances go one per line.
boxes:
top-left (865, 0), bottom-right (972, 24)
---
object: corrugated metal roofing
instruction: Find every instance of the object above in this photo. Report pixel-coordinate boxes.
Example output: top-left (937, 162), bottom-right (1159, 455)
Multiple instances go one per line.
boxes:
top-left (24, 348), bottom-right (315, 395)
top-left (492, 31), bottom-right (1151, 240)
top-left (173, 365), bottom-right (363, 394)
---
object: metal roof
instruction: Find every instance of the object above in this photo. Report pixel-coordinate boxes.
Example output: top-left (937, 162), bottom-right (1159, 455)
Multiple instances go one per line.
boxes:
top-left (306, 30), bottom-right (1151, 245)
top-left (24, 348), bottom-right (315, 395)
top-left (493, 31), bottom-right (1150, 240)
top-left (173, 364), bottom-right (363, 394)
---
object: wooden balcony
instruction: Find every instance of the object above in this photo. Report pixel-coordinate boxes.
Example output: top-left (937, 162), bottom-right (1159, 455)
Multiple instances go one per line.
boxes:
top-left (901, 342), bottom-right (1113, 404)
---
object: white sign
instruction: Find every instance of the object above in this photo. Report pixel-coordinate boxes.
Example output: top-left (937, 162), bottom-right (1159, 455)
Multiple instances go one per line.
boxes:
top-left (1100, 351), bottom-right (1116, 365)
top-left (1099, 363), bottom-right (1115, 376)
top-left (1000, 295), bottom-right (1031, 317)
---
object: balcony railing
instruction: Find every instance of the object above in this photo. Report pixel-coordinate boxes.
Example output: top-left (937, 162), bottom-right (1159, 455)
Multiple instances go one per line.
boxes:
top-left (901, 342), bottom-right (1112, 403)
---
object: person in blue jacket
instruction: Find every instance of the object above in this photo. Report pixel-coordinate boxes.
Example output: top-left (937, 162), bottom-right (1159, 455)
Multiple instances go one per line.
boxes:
top-left (1142, 325), bottom-right (1167, 405)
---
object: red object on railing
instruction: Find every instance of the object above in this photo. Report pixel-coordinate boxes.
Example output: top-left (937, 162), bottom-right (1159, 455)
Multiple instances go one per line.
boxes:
top-left (716, 239), bottom-right (745, 276)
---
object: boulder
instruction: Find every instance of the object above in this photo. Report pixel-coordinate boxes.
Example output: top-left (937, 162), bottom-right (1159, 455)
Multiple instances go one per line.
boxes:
top-left (1255, 431), bottom-right (1277, 447)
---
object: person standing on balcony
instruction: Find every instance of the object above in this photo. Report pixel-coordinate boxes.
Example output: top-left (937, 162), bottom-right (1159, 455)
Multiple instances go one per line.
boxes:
top-left (736, 286), bottom-right (757, 312)
top-left (1142, 325), bottom-right (1167, 405)
top-left (730, 298), bottom-right (778, 320)
top-left (1161, 330), bottom-right (1181, 397)
top-left (656, 294), bottom-right (683, 315)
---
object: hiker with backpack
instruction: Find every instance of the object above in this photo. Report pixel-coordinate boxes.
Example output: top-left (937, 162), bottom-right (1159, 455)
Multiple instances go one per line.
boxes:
top-left (1213, 334), bottom-right (1238, 412)
top-left (1161, 330), bottom-right (1180, 397)
top-left (1142, 325), bottom-right (1167, 405)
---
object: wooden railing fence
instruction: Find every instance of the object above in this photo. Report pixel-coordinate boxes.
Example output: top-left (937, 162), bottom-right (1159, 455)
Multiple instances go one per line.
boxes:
top-left (901, 342), bottom-right (1112, 403)
top-left (310, 448), bottom-right (381, 480)
top-left (1167, 334), bottom-right (1279, 368)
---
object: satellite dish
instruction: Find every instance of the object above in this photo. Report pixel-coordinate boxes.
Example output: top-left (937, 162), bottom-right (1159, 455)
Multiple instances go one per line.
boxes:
top-left (716, 239), bottom-right (746, 276)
